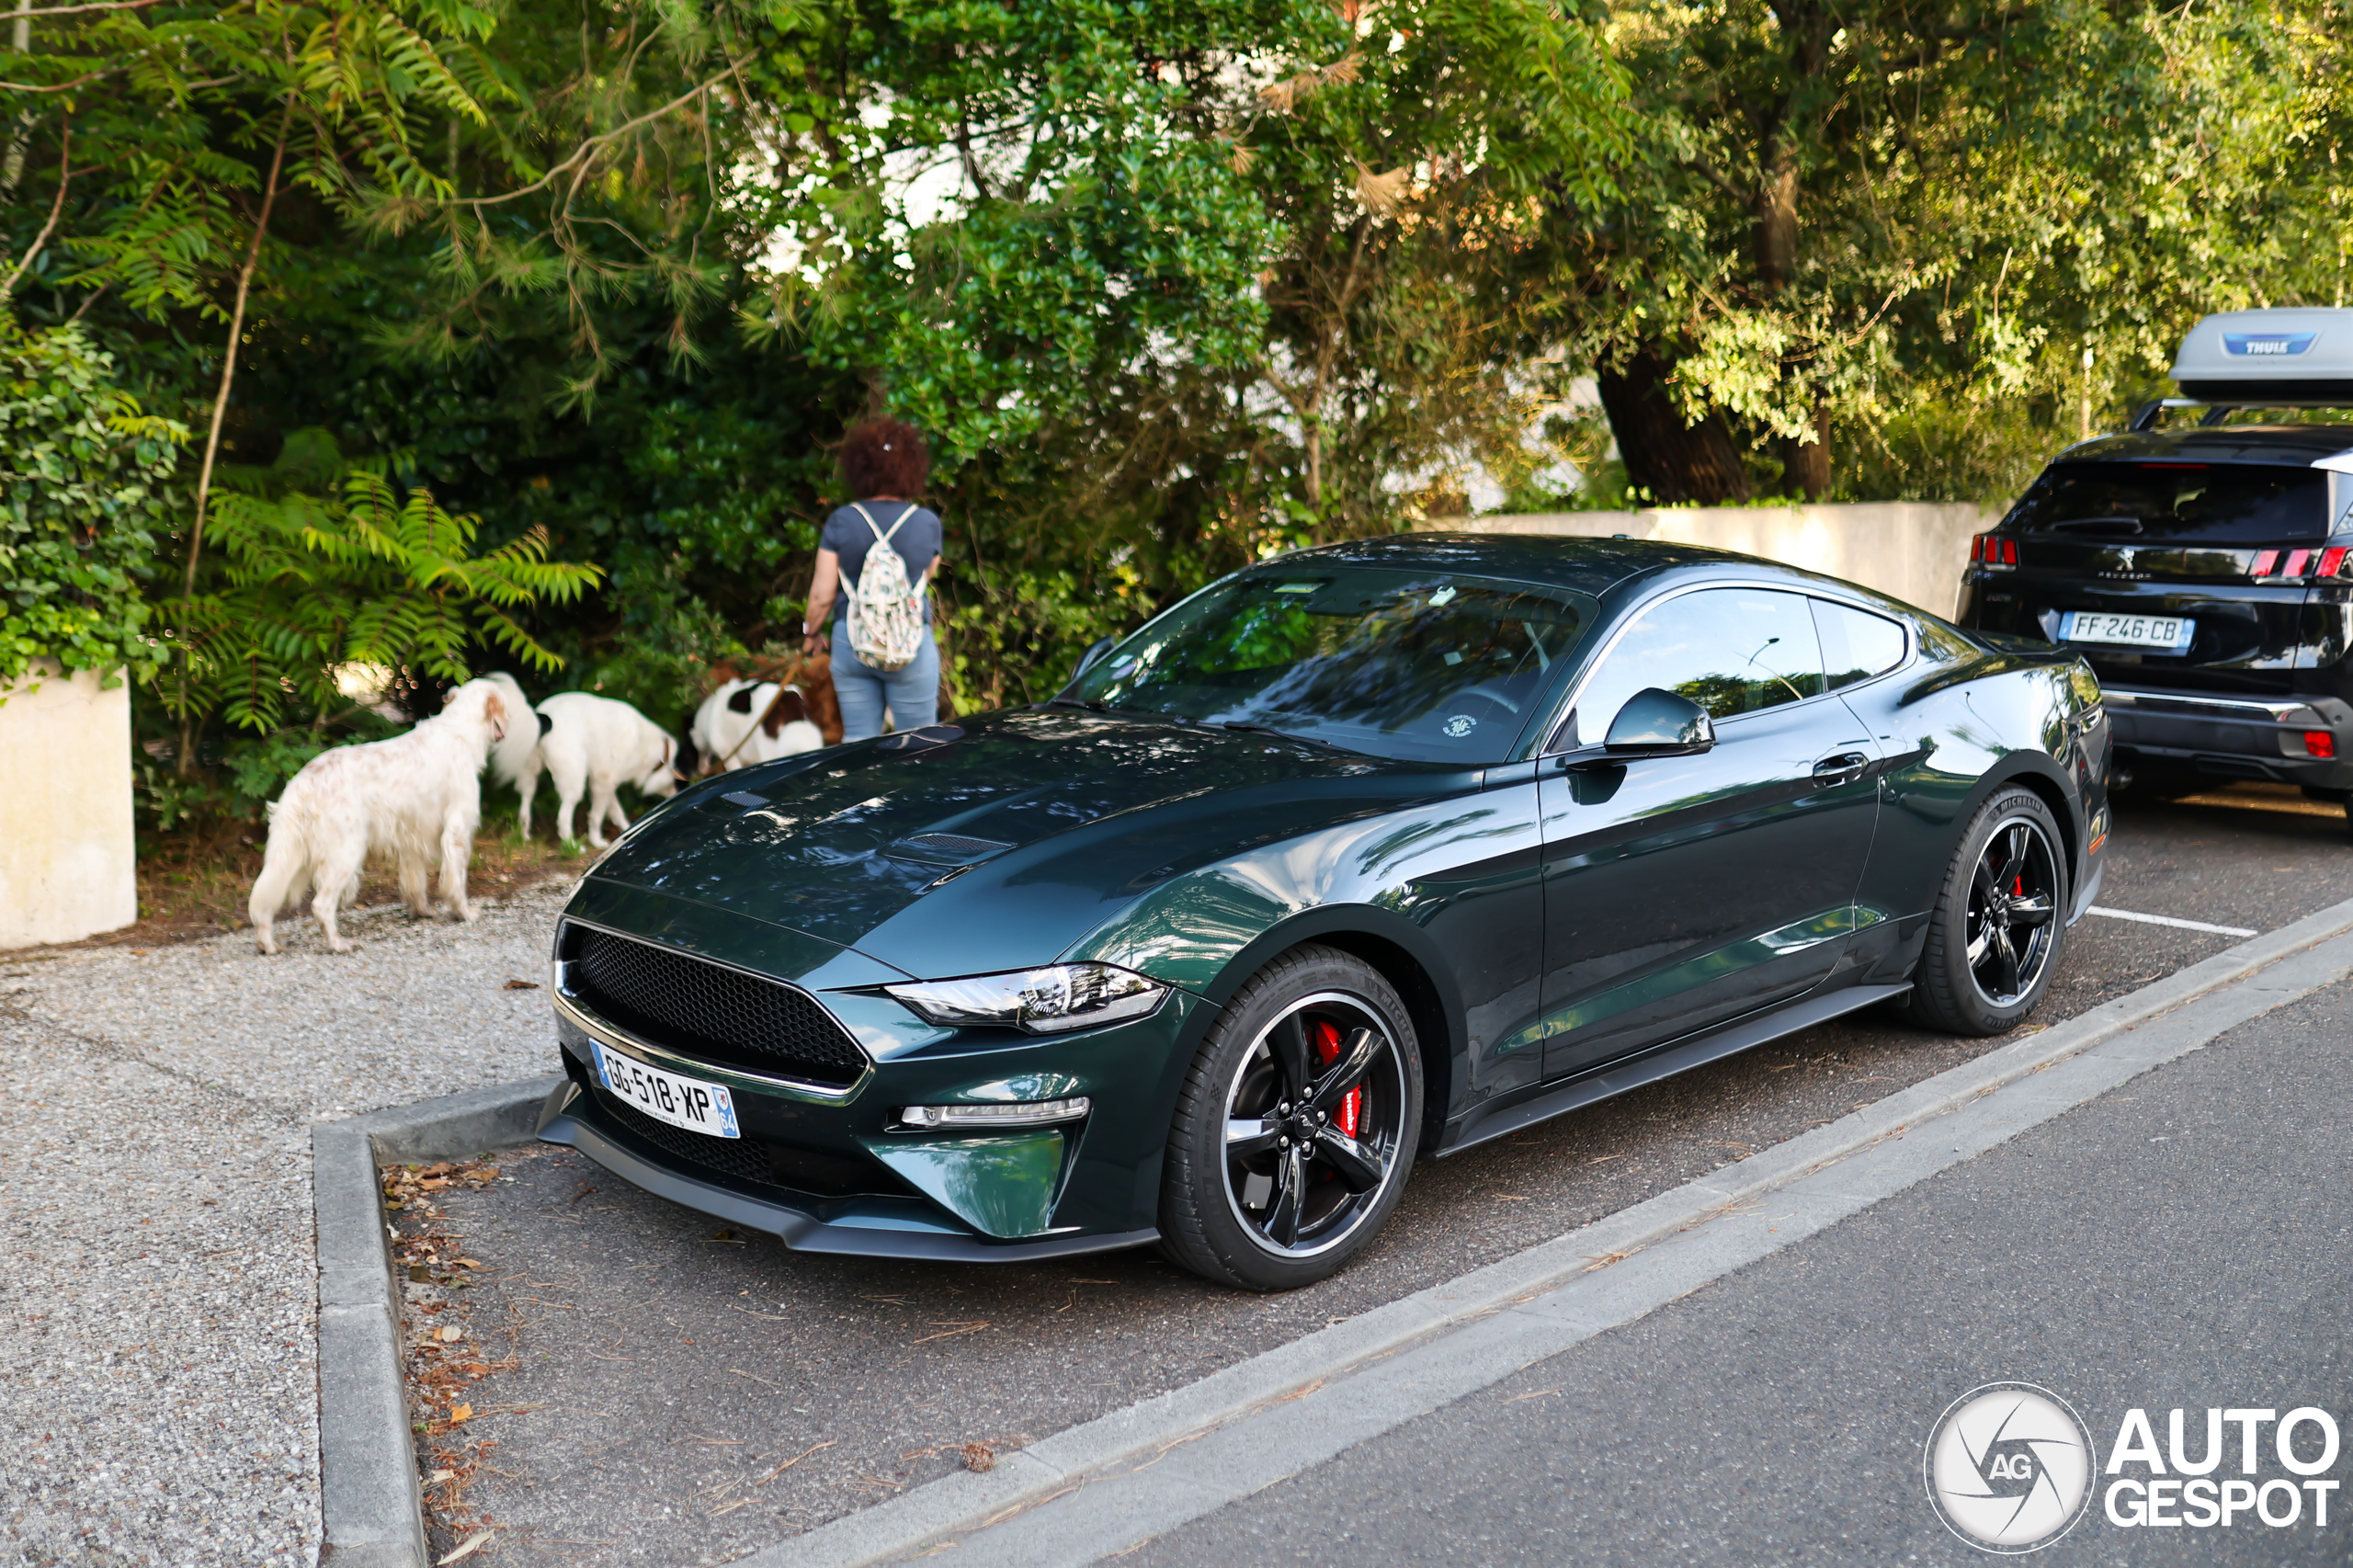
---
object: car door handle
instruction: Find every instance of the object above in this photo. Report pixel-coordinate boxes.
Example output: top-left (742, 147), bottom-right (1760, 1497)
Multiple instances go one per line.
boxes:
top-left (1813, 751), bottom-right (1870, 778)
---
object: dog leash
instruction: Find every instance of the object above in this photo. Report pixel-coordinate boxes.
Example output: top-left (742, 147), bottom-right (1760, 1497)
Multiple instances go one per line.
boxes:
top-left (710, 682), bottom-right (808, 772)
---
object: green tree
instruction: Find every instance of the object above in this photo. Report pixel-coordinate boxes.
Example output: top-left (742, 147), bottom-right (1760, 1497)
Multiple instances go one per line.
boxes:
top-left (1570, 0), bottom-right (2353, 504)
top-left (729, 0), bottom-right (1633, 702)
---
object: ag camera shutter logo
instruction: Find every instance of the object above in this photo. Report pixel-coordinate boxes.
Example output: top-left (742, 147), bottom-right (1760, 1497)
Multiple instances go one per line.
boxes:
top-left (1925, 1382), bottom-right (2097, 1553)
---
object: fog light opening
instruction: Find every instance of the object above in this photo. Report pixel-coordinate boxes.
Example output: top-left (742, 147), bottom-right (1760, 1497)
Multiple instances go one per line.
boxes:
top-left (2304, 730), bottom-right (2336, 759)
top-left (900, 1096), bottom-right (1093, 1131)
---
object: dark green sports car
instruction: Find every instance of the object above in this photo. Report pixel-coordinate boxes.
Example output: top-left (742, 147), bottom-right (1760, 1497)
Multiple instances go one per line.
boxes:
top-left (536, 535), bottom-right (2109, 1290)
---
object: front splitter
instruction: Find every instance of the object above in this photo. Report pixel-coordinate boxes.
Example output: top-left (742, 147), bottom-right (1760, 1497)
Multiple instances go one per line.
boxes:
top-left (535, 1082), bottom-right (1160, 1264)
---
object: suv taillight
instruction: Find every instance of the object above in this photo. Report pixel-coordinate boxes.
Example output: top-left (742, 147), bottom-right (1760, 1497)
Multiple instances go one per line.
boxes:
top-left (2255, 547), bottom-right (2352, 579)
top-left (1972, 533), bottom-right (2018, 566)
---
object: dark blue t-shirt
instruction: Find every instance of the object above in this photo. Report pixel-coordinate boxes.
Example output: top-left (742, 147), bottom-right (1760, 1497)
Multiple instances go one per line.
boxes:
top-left (821, 501), bottom-right (941, 624)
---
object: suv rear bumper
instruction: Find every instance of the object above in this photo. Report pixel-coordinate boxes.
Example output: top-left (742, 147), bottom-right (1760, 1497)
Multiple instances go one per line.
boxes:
top-left (2105, 687), bottom-right (2353, 790)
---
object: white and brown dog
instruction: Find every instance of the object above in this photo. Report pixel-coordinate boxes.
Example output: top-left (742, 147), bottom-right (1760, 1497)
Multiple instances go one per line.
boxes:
top-left (248, 677), bottom-right (512, 953)
top-left (688, 679), bottom-right (824, 774)
top-left (517, 692), bottom-right (682, 847)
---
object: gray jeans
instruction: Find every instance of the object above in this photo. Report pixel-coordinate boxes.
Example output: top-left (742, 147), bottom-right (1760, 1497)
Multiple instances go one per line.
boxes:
top-left (831, 623), bottom-right (939, 741)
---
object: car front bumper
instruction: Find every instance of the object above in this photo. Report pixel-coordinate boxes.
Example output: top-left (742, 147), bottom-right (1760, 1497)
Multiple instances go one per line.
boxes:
top-left (538, 970), bottom-right (1211, 1262)
top-left (535, 1078), bottom-right (1162, 1261)
top-left (2105, 687), bottom-right (2353, 792)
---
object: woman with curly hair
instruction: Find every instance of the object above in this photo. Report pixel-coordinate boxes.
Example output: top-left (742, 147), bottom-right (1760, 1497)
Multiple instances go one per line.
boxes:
top-left (801, 418), bottom-right (943, 740)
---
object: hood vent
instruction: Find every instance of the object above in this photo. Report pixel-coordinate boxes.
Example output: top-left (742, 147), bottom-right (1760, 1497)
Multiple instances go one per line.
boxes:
top-left (892, 831), bottom-right (1015, 863)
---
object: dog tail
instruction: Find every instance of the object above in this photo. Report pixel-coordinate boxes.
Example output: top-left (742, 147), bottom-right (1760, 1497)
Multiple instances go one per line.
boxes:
top-left (248, 796), bottom-right (314, 952)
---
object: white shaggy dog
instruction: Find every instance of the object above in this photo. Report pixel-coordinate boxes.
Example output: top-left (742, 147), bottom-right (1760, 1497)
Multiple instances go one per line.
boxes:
top-left (517, 692), bottom-right (682, 846)
top-left (249, 677), bottom-right (512, 954)
top-left (689, 679), bottom-right (824, 774)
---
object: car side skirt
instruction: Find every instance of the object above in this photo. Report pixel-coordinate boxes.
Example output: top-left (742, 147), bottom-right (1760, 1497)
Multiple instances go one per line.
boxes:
top-left (1436, 980), bottom-right (1914, 1155)
top-left (536, 1082), bottom-right (1161, 1263)
top-left (2070, 855), bottom-right (2105, 926)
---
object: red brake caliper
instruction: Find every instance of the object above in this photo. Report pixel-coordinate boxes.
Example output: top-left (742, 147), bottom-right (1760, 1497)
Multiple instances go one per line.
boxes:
top-left (1312, 1020), bottom-right (1362, 1138)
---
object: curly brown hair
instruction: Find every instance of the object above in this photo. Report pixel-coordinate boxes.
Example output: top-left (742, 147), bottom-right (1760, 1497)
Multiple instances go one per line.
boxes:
top-left (838, 418), bottom-right (930, 499)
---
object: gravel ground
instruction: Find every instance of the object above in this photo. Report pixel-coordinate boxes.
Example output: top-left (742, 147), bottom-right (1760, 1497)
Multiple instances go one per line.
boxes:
top-left (0, 884), bottom-right (574, 1568)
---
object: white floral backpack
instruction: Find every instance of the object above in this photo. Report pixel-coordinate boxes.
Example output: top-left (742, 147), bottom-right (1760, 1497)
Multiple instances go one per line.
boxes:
top-left (844, 503), bottom-right (926, 672)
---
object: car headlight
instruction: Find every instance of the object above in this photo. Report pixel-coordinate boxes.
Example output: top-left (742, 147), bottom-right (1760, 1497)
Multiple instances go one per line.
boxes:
top-left (884, 963), bottom-right (1167, 1034)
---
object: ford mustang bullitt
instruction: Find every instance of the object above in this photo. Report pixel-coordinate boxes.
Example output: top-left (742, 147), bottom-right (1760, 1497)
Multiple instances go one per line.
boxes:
top-left (537, 535), bottom-right (2109, 1290)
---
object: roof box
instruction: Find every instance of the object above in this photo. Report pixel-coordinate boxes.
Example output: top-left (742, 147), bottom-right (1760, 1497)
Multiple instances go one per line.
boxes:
top-left (2172, 307), bottom-right (2353, 402)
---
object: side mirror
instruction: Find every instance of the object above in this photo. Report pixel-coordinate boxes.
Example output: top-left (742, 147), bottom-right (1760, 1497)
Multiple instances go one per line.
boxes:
top-left (1603, 687), bottom-right (1715, 756)
top-left (1070, 635), bottom-right (1117, 683)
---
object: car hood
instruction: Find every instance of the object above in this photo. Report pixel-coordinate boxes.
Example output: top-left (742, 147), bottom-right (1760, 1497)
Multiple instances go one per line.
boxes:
top-left (587, 708), bottom-right (1472, 981)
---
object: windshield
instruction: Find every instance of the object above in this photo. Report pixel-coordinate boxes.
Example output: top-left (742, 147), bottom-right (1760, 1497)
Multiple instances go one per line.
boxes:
top-left (1069, 567), bottom-right (1590, 762)
top-left (2012, 461), bottom-right (2327, 543)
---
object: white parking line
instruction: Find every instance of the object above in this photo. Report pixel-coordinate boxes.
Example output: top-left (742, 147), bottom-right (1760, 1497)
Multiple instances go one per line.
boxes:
top-left (2087, 905), bottom-right (2257, 938)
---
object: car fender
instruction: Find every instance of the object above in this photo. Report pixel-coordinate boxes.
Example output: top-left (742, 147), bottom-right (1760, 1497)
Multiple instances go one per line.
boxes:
top-left (1066, 806), bottom-right (1511, 1141)
top-left (1092, 894), bottom-right (1472, 1153)
top-left (1846, 649), bottom-right (2102, 984)
top-left (1952, 662), bottom-right (2098, 888)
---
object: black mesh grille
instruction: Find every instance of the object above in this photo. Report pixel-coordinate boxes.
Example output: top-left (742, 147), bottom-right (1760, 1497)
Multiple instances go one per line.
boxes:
top-left (594, 1087), bottom-right (774, 1184)
top-left (565, 926), bottom-right (868, 1086)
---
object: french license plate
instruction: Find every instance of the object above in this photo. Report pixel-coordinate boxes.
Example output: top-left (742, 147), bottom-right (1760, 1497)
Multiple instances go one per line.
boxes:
top-left (587, 1039), bottom-right (741, 1139)
top-left (2059, 610), bottom-right (2194, 653)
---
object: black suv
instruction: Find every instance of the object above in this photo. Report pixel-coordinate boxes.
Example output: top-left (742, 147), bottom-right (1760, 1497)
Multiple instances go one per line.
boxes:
top-left (1961, 420), bottom-right (2353, 816)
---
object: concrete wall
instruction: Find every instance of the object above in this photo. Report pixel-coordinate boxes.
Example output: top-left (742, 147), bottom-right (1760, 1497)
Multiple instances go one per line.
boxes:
top-left (1425, 502), bottom-right (1995, 619)
top-left (0, 663), bottom-right (137, 949)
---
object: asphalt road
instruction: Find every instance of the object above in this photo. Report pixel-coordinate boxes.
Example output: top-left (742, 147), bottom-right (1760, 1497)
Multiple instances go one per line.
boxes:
top-left (405, 782), bottom-right (2353, 1566)
top-left (1125, 963), bottom-right (2353, 1566)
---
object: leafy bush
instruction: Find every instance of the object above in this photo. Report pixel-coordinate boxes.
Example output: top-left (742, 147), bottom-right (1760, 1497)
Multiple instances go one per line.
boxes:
top-left (159, 429), bottom-right (603, 734)
top-left (0, 319), bottom-right (185, 689)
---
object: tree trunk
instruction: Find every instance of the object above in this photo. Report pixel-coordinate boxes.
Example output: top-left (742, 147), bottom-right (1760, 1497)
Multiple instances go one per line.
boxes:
top-left (176, 117), bottom-right (290, 773)
top-left (1755, 161), bottom-right (1799, 292)
top-left (1597, 344), bottom-right (1753, 506)
top-left (1753, 62), bottom-right (1830, 500)
top-left (1778, 408), bottom-right (1832, 500)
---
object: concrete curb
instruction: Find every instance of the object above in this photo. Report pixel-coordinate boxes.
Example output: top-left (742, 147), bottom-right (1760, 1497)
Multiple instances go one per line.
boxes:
top-left (747, 892), bottom-right (2353, 1568)
top-left (313, 1077), bottom-right (563, 1568)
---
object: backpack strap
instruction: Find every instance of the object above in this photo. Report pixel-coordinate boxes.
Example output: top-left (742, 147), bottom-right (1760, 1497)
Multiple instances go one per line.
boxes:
top-left (849, 501), bottom-right (915, 546)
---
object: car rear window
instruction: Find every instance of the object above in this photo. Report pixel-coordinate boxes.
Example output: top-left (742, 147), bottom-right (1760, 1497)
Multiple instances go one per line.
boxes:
top-left (1812, 600), bottom-right (1908, 689)
top-left (2009, 461), bottom-right (2327, 543)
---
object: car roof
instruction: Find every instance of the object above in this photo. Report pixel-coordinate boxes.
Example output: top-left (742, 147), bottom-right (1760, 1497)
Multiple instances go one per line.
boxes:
top-left (2056, 426), bottom-right (2353, 467)
top-left (1269, 531), bottom-right (1757, 597)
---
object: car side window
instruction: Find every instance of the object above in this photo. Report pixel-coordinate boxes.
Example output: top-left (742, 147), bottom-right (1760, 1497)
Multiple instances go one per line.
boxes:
top-left (1811, 599), bottom-right (1908, 690)
top-left (1568, 587), bottom-right (1827, 744)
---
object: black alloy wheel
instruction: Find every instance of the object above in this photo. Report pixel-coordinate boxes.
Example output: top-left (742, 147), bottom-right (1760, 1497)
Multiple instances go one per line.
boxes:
top-left (1904, 787), bottom-right (2070, 1036)
top-left (1965, 817), bottom-right (2061, 1006)
top-left (1159, 946), bottom-right (1422, 1290)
